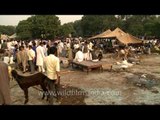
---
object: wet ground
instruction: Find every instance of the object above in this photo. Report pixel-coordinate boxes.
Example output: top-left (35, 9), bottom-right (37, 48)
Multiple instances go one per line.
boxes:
top-left (10, 54), bottom-right (160, 105)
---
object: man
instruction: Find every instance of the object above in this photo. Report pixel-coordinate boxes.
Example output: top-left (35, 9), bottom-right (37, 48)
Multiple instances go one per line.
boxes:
top-left (13, 44), bottom-right (18, 63)
top-left (7, 40), bottom-right (12, 51)
top-left (58, 41), bottom-right (64, 57)
top-left (67, 42), bottom-right (73, 62)
top-left (43, 42), bottom-right (48, 56)
top-left (19, 46), bottom-right (28, 73)
top-left (0, 61), bottom-right (11, 105)
top-left (16, 46), bottom-right (22, 70)
top-left (1, 40), bottom-right (7, 50)
top-left (90, 49), bottom-right (99, 62)
top-left (88, 41), bottom-right (93, 51)
top-left (36, 42), bottom-right (45, 72)
top-left (32, 42), bottom-right (37, 69)
top-left (82, 42), bottom-right (88, 61)
top-left (27, 45), bottom-right (35, 74)
top-left (73, 42), bottom-right (79, 50)
top-left (74, 48), bottom-right (84, 62)
top-left (44, 47), bottom-right (60, 105)
top-left (98, 50), bottom-right (103, 61)
top-left (87, 41), bottom-right (93, 60)
top-left (62, 42), bottom-right (68, 57)
top-left (147, 42), bottom-right (152, 55)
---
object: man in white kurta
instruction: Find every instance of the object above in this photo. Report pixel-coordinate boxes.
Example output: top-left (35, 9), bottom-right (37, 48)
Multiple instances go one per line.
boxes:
top-left (58, 41), bottom-right (64, 57)
top-left (7, 40), bottom-right (12, 51)
top-left (36, 42), bottom-right (45, 72)
top-left (74, 48), bottom-right (84, 62)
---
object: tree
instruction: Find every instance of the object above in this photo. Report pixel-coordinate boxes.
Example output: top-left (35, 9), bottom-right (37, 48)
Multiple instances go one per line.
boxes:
top-left (0, 25), bottom-right (15, 36)
top-left (80, 15), bottom-right (120, 37)
top-left (152, 17), bottom-right (160, 38)
top-left (122, 15), bottom-right (158, 37)
top-left (143, 16), bottom-right (159, 37)
top-left (58, 22), bottom-right (75, 37)
top-left (73, 20), bottom-right (83, 37)
top-left (16, 15), bottom-right (61, 40)
top-left (15, 15), bottom-right (160, 40)
top-left (80, 15), bottom-right (106, 37)
top-left (16, 20), bottom-right (32, 40)
top-left (28, 15), bottom-right (60, 39)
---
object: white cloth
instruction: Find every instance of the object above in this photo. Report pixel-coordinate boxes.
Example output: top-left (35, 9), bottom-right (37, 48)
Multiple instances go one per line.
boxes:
top-left (36, 46), bottom-right (45, 66)
top-left (35, 40), bottom-right (38, 47)
top-left (67, 43), bottom-right (70, 48)
top-left (11, 41), bottom-right (14, 46)
top-left (9, 56), bottom-right (14, 64)
top-left (57, 44), bottom-right (62, 54)
top-left (59, 42), bottom-right (64, 49)
top-left (83, 53), bottom-right (88, 60)
top-left (14, 41), bottom-right (18, 45)
top-left (1, 40), bottom-right (3, 44)
top-left (29, 41), bottom-right (32, 46)
top-left (3, 57), bottom-right (10, 64)
top-left (74, 51), bottom-right (84, 62)
top-left (116, 60), bottom-right (133, 68)
top-left (43, 45), bottom-right (47, 56)
top-left (74, 44), bottom-right (79, 49)
top-left (92, 59), bottom-right (99, 62)
top-left (7, 42), bottom-right (12, 50)
top-left (88, 42), bottom-right (93, 50)
top-left (120, 49), bottom-right (125, 54)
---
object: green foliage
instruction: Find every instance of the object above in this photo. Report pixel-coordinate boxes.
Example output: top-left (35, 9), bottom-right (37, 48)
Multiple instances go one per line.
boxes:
top-left (0, 25), bottom-right (15, 36)
top-left (74, 15), bottom-right (160, 38)
top-left (16, 20), bottom-right (32, 40)
top-left (29, 15), bottom-right (60, 39)
top-left (15, 15), bottom-right (160, 40)
top-left (16, 15), bottom-right (60, 40)
top-left (73, 20), bottom-right (83, 37)
top-left (79, 15), bottom-right (124, 37)
top-left (58, 22), bottom-right (75, 37)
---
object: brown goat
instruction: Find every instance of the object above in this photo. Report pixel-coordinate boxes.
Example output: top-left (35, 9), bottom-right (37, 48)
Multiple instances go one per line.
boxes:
top-left (11, 70), bottom-right (48, 104)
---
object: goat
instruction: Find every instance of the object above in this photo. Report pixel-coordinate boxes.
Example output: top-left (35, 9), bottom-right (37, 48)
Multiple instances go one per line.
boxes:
top-left (11, 70), bottom-right (48, 104)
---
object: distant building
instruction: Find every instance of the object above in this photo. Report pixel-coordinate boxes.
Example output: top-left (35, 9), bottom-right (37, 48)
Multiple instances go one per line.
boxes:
top-left (9, 33), bottom-right (17, 39)
top-left (1, 34), bottom-right (9, 40)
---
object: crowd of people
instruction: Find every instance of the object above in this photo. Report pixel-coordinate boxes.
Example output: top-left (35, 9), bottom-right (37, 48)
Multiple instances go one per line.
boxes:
top-left (0, 37), bottom-right (102, 105)
top-left (0, 37), bottom-right (160, 105)
top-left (0, 38), bottom-right (103, 73)
top-left (0, 38), bottom-right (160, 73)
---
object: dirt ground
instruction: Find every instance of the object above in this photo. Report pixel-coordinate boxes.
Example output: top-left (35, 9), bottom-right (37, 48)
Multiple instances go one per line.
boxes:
top-left (10, 53), bottom-right (160, 105)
